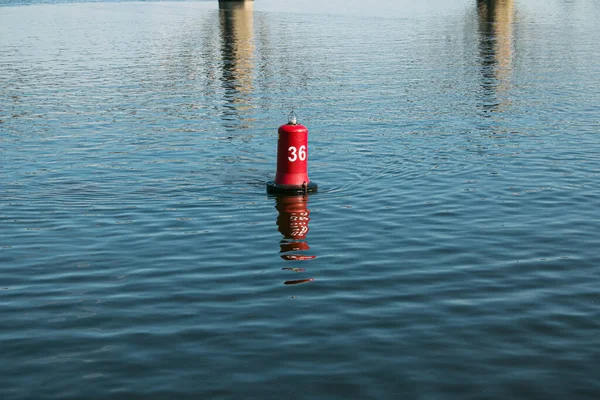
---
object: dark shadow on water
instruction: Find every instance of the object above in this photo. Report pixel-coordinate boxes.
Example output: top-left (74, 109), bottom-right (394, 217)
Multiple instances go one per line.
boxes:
top-left (274, 195), bottom-right (316, 285)
top-left (477, 0), bottom-right (514, 116)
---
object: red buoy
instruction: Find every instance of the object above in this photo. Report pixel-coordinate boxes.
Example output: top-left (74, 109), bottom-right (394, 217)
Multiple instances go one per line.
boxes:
top-left (266, 112), bottom-right (318, 195)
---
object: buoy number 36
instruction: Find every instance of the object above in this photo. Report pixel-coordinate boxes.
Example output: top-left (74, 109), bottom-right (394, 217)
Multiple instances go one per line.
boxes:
top-left (287, 145), bottom-right (307, 162)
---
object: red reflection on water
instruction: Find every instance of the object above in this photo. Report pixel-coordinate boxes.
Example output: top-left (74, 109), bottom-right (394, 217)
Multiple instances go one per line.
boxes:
top-left (281, 255), bottom-right (316, 261)
top-left (284, 278), bottom-right (314, 285)
top-left (275, 195), bottom-right (315, 285)
top-left (276, 195), bottom-right (311, 240)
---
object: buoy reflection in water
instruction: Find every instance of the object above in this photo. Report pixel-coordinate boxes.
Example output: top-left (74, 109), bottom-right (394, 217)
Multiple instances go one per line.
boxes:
top-left (275, 195), bottom-right (315, 285)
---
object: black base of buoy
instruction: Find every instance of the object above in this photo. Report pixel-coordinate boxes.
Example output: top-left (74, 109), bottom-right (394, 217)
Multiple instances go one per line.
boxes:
top-left (266, 181), bottom-right (318, 196)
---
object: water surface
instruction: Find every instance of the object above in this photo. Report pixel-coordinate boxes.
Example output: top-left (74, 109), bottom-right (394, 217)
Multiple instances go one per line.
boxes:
top-left (1, 0), bottom-right (600, 398)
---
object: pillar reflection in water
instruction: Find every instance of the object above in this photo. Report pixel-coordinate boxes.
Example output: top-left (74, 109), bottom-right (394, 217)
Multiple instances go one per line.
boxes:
top-left (477, 0), bottom-right (514, 114)
top-left (219, 0), bottom-right (255, 129)
top-left (275, 195), bottom-right (316, 285)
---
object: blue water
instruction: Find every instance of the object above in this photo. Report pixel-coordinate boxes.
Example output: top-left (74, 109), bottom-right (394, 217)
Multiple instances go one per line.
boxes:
top-left (1, 0), bottom-right (600, 398)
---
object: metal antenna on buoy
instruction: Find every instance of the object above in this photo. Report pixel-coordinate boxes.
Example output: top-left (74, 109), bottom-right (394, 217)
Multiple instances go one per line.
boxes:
top-left (288, 110), bottom-right (297, 125)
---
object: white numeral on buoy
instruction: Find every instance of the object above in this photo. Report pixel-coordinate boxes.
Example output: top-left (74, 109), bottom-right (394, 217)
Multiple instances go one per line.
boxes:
top-left (299, 145), bottom-right (306, 161)
top-left (288, 146), bottom-right (307, 162)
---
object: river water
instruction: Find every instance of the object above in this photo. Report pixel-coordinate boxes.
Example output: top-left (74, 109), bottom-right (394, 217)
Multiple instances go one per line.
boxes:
top-left (1, 0), bottom-right (600, 398)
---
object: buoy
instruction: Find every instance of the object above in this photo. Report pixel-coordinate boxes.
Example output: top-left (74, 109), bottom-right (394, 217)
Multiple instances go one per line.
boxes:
top-left (266, 111), bottom-right (318, 195)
